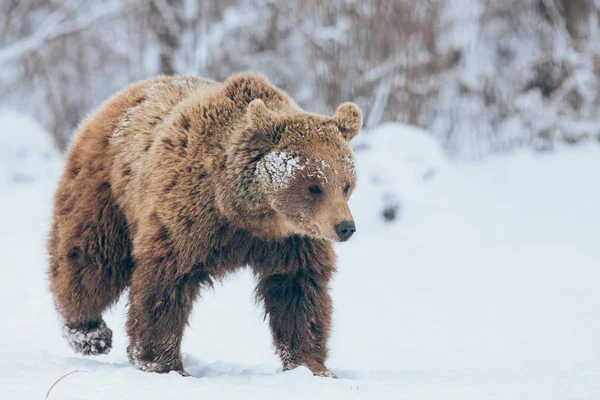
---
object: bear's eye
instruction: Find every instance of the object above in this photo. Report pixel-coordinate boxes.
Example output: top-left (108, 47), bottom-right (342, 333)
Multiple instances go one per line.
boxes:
top-left (343, 183), bottom-right (351, 193)
top-left (308, 185), bottom-right (322, 195)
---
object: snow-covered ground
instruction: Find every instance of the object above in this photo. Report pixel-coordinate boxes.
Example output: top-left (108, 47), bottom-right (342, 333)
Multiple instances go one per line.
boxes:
top-left (1, 113), bottom-right (599, 399)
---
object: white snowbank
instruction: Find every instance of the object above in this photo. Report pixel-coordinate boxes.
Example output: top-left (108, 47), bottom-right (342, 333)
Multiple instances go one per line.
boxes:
top-left (0, 110), bottom-right (62, 184)
top-left (351, 122), bottom-right (454, 227)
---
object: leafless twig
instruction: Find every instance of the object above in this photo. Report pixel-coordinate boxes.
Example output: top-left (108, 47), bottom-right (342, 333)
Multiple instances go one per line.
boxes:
top-left (45, 369), bottom-right (87, 398)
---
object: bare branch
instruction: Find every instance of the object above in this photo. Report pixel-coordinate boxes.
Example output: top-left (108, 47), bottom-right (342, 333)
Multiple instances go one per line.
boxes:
top-left (0, 1), bottom-right (126, 64)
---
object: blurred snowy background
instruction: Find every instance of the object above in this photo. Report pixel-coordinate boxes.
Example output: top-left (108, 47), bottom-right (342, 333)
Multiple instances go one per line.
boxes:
top-left (1, 1), bottom-right (600, 399)
top-left (3, 0), bottom-right (600, 156)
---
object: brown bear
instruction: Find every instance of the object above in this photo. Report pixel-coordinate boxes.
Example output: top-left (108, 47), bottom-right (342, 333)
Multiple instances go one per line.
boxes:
top-left (48, 73), bottom-right (362, 377)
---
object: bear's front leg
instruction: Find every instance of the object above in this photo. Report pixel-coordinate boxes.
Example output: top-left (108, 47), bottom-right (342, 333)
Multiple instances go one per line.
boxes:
top-left (254, 240), bottom-right (336, 377)
top-left (126, 246), bottom-right (201, 375)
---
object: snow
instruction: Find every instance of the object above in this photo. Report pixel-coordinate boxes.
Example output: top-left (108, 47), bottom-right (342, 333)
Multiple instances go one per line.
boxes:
top-left (256, 151), bottom-right (306, 190)
top-left (1, 116), bottom-right (600, 399)
top-left (0, 110), bottom-right (62, 184)
top-left (433, 1), bottom-right (600, 157)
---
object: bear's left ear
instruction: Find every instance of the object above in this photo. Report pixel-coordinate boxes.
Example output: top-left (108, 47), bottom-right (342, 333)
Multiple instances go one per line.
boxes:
top-left (247, 99), bottom-right (282, 144)
top-left (332, 102), bottom-right (362, 142)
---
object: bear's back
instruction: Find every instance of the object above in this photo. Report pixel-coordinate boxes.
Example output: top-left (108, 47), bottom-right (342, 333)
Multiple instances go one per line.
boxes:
top-left (109, 75), bottom-right (217, 165)
top-left (108, 76), bottom-right (218, 224)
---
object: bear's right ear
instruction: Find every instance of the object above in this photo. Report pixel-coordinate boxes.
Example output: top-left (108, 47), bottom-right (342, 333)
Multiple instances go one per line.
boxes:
top-left (246, 99), bottom-right (282, 144)
top-left (332, 102), bottom-right (362, 142)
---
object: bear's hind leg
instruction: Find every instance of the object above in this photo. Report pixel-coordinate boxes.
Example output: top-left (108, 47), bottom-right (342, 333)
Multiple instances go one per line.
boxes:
top-left (126, 263), bottom-right (201, 374)
top-left (126, 221), bottom-right (204, 375)
top-left (48, 165), bottom-right (133, 356)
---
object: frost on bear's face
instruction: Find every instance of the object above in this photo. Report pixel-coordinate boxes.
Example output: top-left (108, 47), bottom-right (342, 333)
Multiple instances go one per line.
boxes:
top-left (255, 151), bottom-right (355, 192)
top-left (255, 151), bottom-right (306, 191)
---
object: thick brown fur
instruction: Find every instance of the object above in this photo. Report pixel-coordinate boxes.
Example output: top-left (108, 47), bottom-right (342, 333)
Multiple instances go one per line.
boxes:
top-left (48, 73), bottom-right (362, 377)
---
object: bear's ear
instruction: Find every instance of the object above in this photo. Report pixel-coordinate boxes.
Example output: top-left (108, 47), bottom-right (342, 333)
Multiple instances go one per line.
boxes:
top-left (247, 99), bottom-right (282, 144)
top-left (332, 102), bottom-right (362, 141)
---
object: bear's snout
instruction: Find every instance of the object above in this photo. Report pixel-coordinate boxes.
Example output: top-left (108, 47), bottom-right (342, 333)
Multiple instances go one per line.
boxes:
top-left (334, 220), bottom-right (356, 242)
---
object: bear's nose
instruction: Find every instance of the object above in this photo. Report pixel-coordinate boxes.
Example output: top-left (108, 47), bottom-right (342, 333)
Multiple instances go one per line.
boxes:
top-left (334, 220), bottom-right (356, 242)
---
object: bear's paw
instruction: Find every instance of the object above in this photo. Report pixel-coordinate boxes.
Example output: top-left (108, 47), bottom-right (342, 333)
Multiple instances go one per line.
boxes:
top-left (63, 320), bottom-right (112, 356)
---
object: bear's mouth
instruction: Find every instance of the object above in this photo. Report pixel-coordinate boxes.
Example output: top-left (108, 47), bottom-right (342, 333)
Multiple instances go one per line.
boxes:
top-left (290, 220), bottom-right (326, 241)
top-left (304, 223), bottom-right (340, 242)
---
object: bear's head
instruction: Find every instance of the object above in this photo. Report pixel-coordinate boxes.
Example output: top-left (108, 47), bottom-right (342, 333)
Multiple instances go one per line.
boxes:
top-left (246, 99), bottom-right (362, 242)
